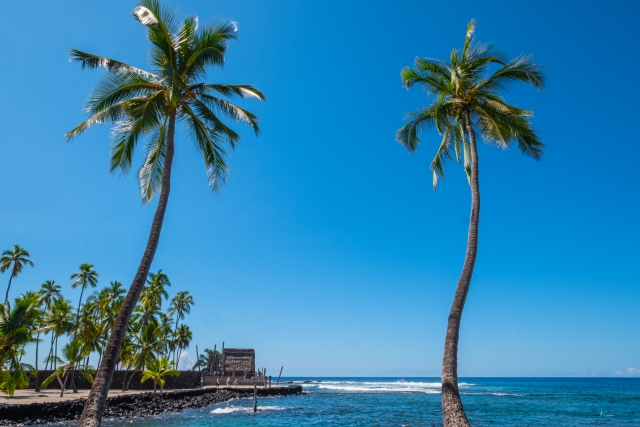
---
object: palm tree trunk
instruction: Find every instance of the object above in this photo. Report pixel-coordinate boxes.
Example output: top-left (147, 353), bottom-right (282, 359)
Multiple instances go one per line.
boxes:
top-left (78, 111), bottom-right (177, 427)
top-left (126, 369), bottom-right (137, 391)
top-left (55, 336), bottom-right (58, 370)
top-left (441, 110), bottom-right (479, 427)
top-left (45, 334), bottom-right (54, 370)
top-left (121, 368), bottom-right (129, 392)
top-left (60, 372), bottom-right (69, 398)
top-left (74, 286), bottom-right (85, 338)
top-left (4, 274), bottom-right (13, 302)
top-left (71, 367), bottom-right (78, 393)
top-left (35, 332), bottom-right (41, 392)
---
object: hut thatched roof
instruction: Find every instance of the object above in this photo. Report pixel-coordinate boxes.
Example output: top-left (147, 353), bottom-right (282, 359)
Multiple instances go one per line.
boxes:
top-left (222, 348), bottom-right (255, 374)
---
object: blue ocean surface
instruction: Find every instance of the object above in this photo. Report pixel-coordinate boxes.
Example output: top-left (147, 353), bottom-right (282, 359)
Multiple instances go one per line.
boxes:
top-left (74, 378), bottom-right (640, 426)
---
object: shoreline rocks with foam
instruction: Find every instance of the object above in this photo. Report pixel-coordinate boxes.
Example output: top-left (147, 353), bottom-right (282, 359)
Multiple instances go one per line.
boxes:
top-left (0, 385), bottom-right (302, 426)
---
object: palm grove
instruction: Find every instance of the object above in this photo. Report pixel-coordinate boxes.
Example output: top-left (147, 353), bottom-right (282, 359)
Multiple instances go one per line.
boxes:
top-left (0, 248), bottom-right (195, 397)
top-left (0, 1), bottom-right (544, 427)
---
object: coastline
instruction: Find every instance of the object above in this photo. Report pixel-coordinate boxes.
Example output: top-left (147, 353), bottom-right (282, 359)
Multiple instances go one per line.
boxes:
top-left (0, 385), bottom-right (302, 426)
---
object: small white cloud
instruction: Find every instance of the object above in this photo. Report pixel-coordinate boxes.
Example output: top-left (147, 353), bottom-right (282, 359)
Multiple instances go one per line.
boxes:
top-left (231, 21), bottom-right (239, 32)
top-left (178, 351), bottom-right (194, 370)
top-left (614, 367), bottom-right (640, 376)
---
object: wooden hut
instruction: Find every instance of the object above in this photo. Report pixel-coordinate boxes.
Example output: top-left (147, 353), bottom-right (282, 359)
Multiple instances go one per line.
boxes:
top-left (222, 348), bottom-right (256, 377)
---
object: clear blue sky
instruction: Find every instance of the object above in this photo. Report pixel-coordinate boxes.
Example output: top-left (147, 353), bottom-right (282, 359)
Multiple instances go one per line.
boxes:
top-left (0, 0), bottom-right (638, 377)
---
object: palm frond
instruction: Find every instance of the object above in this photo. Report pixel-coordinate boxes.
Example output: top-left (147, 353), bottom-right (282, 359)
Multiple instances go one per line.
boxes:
top-left (138, 121), bottom-right (168, 203)
top-left (196, 93), bottom-right (260, 135)
top-left (181, 22), bottom-right (237, 80)
top-left (477, 55), bottom-right (546, 92)
top-left (191, 83), bottom-right (265, 100)
top-left (109, 91), bottom-right (166, 173)
top-left (182, 105), bottom-right (228, 191)
top-left (69, 49), bottom-right (155, 79)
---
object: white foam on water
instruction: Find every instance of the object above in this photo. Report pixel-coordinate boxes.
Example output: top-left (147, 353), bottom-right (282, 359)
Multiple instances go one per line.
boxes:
top-left (310, 380), bottom-right (444, 394)
top-left (211, 405), bottom-right (287, 415)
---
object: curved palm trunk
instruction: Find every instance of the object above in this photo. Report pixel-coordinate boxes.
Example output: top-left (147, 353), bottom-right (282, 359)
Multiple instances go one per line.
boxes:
top-left (441, 110), bottom-right (480, 427)
top-left (78, 112), bottom-right (176, 427)
top-left (74, 287), bottom-right (86, 338)
top-left (4, 274), bottom-right (14, 302)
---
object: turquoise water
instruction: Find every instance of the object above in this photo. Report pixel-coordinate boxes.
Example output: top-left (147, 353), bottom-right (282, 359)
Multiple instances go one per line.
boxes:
top-left (98, 377), bottom-right (639, 426)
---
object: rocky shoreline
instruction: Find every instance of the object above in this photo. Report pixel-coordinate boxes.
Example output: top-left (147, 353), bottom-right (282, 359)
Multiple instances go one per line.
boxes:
top-left (0, 386), bottom-right (302, 426)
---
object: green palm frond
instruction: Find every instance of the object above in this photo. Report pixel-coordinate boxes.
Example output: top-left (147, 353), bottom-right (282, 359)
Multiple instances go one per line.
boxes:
top-left (397, 19), bottom-right (545, 189)
top-left (68, 0), bottom-right (264, 202)
top-left (182, 105), bottom-right (228, 191)
top-left (138, 121), bottom-right (168, 203)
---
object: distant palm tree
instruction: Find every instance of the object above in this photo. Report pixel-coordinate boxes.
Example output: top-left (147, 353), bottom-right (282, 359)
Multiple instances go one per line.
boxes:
top-left (141, 356), bottom-right (178, 392)
top-left (34, 280), bottom-right (62, 391)
top-left (42, 339), bottom-right (93, 397)
top-left (96, 281), bottom-right (125, 366)
top-left (70, 264), bottom-right (98, 336)
top-left (67, 1), bottom-right (264, 422)
top-left (0, 293), bottom-right (40, 396)
top-left (44, 299), bottom-right (74, 370)
top-left (136, 271), bottom-right (171, 330)
top-left (0, 245), bottom-right (34, 302)
top-left (156, 312), bottom-right (173, 357)
top-left (396, 20), bottom-right (545, 427)
top-left (169, 291), bottom-right (193, 361)
top-left (173, 324), bottom-right (192, 367)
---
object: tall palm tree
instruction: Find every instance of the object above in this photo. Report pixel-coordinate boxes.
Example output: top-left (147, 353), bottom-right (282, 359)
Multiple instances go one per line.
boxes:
top-left (136, 271), bottom-right (171, 330)
top-left (173, 324), bottom-right (192, 368)
top-left (70, 263), bottom-right (99, 336)
top-left (168, 291), bottom-right (193, 361)
top-left (35, 280), bottom-right (62, 391)
top-left (0, 245), bottom-right (34, 302)
top-left (396, 20), bottom-right (545, 427)
top-left (67, 2), bottom-right (264, 424)
top-left (156, 312), bottom-right (173, 357)
top-left (44, 299), bottom-right (74, 370)
top-left (96, 282), bottom-right (125, 366)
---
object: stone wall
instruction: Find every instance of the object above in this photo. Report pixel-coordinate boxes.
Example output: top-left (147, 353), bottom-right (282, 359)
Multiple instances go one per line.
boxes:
top-left (28, 370), bottom-right (202, 390)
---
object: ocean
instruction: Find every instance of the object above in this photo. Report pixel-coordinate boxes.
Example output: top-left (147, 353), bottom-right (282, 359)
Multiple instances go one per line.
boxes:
top-left (95, 377), bottom-right (639, 426)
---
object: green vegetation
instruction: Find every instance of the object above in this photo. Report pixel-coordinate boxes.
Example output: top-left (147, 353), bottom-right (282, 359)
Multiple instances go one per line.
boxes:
top-left (0, 248), bottom-right (194, 397)
top-left (397, 20), bottom-right (545, 427)
top-left (141, 356), bottom-right (179, 392)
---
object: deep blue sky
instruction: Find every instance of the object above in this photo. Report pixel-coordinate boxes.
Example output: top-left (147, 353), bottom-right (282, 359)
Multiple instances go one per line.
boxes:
top-left (0, 0), bottom-right (638, 377)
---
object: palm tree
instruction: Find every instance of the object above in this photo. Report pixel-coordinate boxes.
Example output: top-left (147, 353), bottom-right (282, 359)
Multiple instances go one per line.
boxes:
top-left (67, 1), bottom-right (264, 423)
top-left (44, 298), bottom-right (74, 370)
top-left (96, 282), bottom-right (125, 366)
top-left (156, 312), bottom-right (173, 357)
top-left (70, 263), bottom-right (99, 337)
top-left (0, 245), bottom-right (34, 302)
top-left (141, 356), bottom-right (178, 392)
top-left (0, 294), bottom-right (40, 396)
top-left (34, 280), bottom-right (62, 391)
top-left (136, 271), bottom-right (171, 331)
top-left (173, 324), bottom-right (192, 368)
top-left (42, 339), bottom-right (93, 397)
top-left (396, 20), bottom-right (544, 427)
top-left (168, 291), bottom-right (193, 361)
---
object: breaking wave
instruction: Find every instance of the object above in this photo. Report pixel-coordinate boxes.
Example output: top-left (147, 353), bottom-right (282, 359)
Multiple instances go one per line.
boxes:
top-left (211, 405), bottom-right (287, 415)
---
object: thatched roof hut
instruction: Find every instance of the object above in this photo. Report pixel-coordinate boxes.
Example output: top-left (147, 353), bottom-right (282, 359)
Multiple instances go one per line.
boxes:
top-left (222, 348), bottom-right (255, 376)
